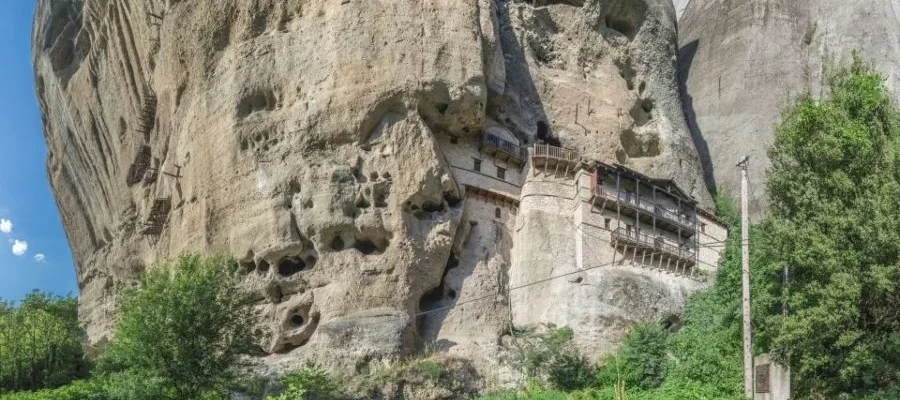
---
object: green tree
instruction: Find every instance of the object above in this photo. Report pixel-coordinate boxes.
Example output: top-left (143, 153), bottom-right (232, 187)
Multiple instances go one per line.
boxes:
top-left (512, 327), bottom-right (594, 391)
top-left (99, 255), bottom-right (262, 399)
top-left (759, 54), bottom-right (900, 397)
top-left (602, 323), bottom-right (670, 390)
top-left (0, 292), bottom-right (87, 393)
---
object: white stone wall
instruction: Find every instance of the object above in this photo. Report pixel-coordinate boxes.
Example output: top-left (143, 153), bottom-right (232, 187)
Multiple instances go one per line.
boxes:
top-left (754, 353), bottom-right (791, 400)
top-left (510, 167), bottom-right (580, 328)
top-left (437, 134), bottom-right (525, 197)
top-left (697, 213), bottom-right (728, 274)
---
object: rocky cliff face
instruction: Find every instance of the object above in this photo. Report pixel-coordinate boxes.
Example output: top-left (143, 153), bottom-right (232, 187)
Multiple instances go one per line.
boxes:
top-left (679, 0), bottom-right (900, 215)
top-left (33, 0), bottom-right (712, 375)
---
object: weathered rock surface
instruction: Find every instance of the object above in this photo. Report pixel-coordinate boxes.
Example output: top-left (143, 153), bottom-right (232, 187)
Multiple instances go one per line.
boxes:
top-left (679, 0), bottom-right (900, 216)
top-left (33, 0), bottom-right (712, 375)
top-left (672, 0), bottom-right (691, 20)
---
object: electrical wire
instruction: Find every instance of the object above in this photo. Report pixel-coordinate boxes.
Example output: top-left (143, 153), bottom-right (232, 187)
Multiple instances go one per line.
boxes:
top-left (416, 258), bottom-right (622, 317)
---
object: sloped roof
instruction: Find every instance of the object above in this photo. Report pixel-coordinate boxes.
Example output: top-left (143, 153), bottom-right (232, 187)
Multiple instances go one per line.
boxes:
top-left (595, 162), bottom-right (698, 205)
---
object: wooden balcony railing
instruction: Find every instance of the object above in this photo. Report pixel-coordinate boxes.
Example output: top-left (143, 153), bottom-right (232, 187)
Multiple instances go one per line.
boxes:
top-left (482, 132), bottom-right (527, 164)
top-left (595, 186), bottom-right (696, 231)
top-left (533, 144), bottom-right (579, 163)
top-left (126, 146), bottom-right (152, 186)
top-left (610, 228), bottom-right (696, 263)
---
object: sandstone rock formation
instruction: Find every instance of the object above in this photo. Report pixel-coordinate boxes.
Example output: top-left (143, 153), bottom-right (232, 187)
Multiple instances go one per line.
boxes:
top-left (672, 0), bottom-right (691, 20)
top-left (679, 0), bottom-right (900, 216)
top-left (33, 0), bottom-right (714, 375)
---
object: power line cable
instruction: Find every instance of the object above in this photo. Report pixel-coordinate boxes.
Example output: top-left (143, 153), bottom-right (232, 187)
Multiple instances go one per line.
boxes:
top-left (416, 258), bottom-right (622, 317)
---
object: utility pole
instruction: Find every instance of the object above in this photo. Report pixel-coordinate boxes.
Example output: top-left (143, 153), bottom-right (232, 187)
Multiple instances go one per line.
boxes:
top-left (738, 156), bottom-right (753, 398)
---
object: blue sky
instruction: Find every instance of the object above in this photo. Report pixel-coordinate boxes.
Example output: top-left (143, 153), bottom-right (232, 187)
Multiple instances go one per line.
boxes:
top-left (0, 1), bottom-right (77, 302)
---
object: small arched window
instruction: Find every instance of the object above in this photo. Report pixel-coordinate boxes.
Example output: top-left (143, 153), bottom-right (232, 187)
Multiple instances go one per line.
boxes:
top-left (495, 208), bottom-right (502, 219)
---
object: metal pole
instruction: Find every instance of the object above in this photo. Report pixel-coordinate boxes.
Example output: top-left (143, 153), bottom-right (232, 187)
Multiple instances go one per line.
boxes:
top-left (738, 156), bottom-right (753, 398)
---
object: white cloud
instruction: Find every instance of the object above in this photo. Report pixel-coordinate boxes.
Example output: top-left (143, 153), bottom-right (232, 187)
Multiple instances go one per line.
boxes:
top-left (34, 254), bottom-right (45, 263)
top-left (0, 219), bottom-right (11, 234)
top-left (12, 240), bottom-right (28, 256)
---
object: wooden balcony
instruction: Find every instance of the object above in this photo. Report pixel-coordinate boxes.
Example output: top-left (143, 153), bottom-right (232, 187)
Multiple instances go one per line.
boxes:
top-left (126, 146), bottom-right (152, 186)
top-left (610, 228), bottom-right (696, 267)
top-left (481, 132), bottom-right (527, 166)
top-left (532, 144), bottom-right (580, 173)
top-left (594, 185), bottom-right (696, 235)
top-left (139, 92), bottom-right (157, 142)
top-left (140, 197), bottom-right (171, 236)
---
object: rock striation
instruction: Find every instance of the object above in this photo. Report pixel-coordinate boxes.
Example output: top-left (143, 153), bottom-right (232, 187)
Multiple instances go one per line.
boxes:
top-left (33, 0), bottom-right (716, 376)
top-left (679, 0), bottom-right (900, 216)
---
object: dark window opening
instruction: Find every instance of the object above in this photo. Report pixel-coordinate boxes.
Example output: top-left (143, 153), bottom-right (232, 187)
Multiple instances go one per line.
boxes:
top-left (497, 167), bottom-right (506, 180)
top-left (495, 208), bottom-right (502, 219)
top-left (604, 218), bottom-right (611, 229)
top-left (473, 158), bottom-right (482, 172)
top-left (291, 314), bottom-right (305, 327)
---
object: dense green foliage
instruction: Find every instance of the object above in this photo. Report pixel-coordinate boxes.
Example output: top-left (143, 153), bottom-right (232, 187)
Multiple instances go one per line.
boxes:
top-left (511, 327), bottom-right (595, 391)
top-left (755, 54), bottom-right (900, 397)
top-left (595, 323), bottom-right (668, 390)
top-left (0, 292), bottom-right (87, 393)
top-left (265, 364), bottom-right (341, 400)
top-left (98, 254), bottom-right (261, 399)
top-left (0, 255), bottom-right (261, 400)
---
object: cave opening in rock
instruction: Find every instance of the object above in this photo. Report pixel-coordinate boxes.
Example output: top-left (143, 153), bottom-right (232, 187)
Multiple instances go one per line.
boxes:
top-left (278, 257), bottom-right (307, 277)
top-left (267, 283), bottom-right (283, 304)
top-left (354, 239), bottom-right (379, 255)
top-left (605, 16), bottom-right (637, 40)
top-left (257, 259), bottom-right (270, 274)
top-left (446, 252), bottom-right (459, 270)
top-left (291, 314), bottom-right (305, 327)
top-left (536, 120), bottom-right (561, 147)
top-left (240, 259), bottom-right (255, 274)
top-left (662, 314), bottom-right (683, 332)
top-left (422, 201), bottom-right (445, 213)
top-left (331, 236), bottom-right (345, 251)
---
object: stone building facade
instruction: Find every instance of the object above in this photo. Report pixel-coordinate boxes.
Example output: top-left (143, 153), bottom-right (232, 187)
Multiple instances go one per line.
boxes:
top-left (430, 129), bottom-right (729, 359)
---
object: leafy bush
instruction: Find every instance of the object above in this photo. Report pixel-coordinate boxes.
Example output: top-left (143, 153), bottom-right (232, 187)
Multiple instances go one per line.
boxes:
top-left (596, 323), bottom-right (669, 390)
top-left (268, 363), bottom-right (342, 400)
top-left (0, 380), bottom-right (106, 400)
top-left (477, 389), bottom-right (569, 400)
top-left (0, 292), bottom-right (87, 393)
top-left (98, 254), bottom-right (261, 399)
top-left (512, 327), bottom-right (595, 391)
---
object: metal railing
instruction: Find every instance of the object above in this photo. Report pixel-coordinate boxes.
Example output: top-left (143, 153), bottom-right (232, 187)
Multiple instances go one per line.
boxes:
top-left (482, 132), bottom-right (527, 163)
top-left (533, 144), bottom-right (579, 163)
top-left (595, 186), bottom-right (696, 230)
top-left (610, 228), bottom-right (696, 262)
